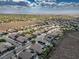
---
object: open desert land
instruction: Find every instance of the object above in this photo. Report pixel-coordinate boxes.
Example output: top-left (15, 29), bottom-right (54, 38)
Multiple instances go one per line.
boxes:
top-left (0, 21), bottom-right (39, 32)
top-left (50, 31), bottom-right (79, 59)
top-left (0, 14), bottom-right (78, 32)
top-left (0, 14), bottom-right (52, 32)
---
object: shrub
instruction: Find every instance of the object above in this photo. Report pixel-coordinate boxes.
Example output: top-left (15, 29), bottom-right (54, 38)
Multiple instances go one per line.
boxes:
top-left (0, 39), bottom-right (6, 42)
top-left (31, 40), bottom-right (36, 44)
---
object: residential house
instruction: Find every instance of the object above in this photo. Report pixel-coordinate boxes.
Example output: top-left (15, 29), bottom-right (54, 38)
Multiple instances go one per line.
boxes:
top-left (36, 33), bottom-right (50, 46)
top-left (8, 32), bottom-right (28, 43)
top-left (44, 34), bottom-right (55, 43)
top-left (7, 29), bottom-right (18, 33)
top-left (18, 49), bottom-right (36, 59)
top-left (30, 43), bottom-right (44, 54)
top-left (16, 36), bottom-right (27, 43)
top-left (0, 42), bottom-right (14, 55)
top-left (8, 32), bottom-right (20, 40)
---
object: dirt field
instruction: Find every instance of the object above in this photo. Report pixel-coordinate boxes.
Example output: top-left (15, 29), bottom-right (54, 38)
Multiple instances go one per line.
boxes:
top-left (0, 21), bottom-right (39, 32)
top-left (50, 31), bottom-right (79, 59)
top-left (0, 14), bottom-right (78, 32)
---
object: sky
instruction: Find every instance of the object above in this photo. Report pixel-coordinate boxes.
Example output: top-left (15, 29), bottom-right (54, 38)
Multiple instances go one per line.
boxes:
top-left (27, 0), bottom-right (79, 3)
top-left (0, 0), bottom-right (79, 14)
top-left (0, 0), bottom-right (79, 3)
top-left (13, 0), bottom-right (25, 2)
top-left (12, 0), bottom-right (79, 2)
top-left (58, 0), bottom-right (79, 3)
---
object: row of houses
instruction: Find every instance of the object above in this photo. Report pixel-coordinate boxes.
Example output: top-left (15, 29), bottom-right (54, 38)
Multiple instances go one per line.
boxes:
top-left (17, 43), bottom-right (44, 59)
top-left (8, 32), bottom-right (28, 43)
top-left (7, 25), bottom-right (55, 44)
top-left (7, 31), bottom-right (44, 59)
top-left (0, 42), bottom-right (15, 56)
top-left (17, 27), bottom-right (62, 59)
top-left (0, 24), bottom-right (62, 59)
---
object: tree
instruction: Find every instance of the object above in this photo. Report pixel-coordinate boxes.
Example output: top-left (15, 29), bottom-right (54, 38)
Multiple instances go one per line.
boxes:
top-left (0, 39), bottom-right (6, 42)
top-left (31, 40), bottom-right (36, 44)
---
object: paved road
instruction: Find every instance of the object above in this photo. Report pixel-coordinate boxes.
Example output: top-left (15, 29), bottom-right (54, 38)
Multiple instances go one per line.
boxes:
top-left (0, 42), bottom-right (31, 59)
top-left (50, 31), bottom-right (79, 59)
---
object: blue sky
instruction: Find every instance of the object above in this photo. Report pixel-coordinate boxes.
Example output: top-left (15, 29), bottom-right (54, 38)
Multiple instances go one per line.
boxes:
top-left (0, 0), bottom-right (79, 14)
top-left (28, 0), bottom-right (79, 3)
top-left (58, 0), bottom-right (79, 2)
top-left (28, 0), bottom-right (34, 2)
top-left (11, 0), bottom-right (79, 3)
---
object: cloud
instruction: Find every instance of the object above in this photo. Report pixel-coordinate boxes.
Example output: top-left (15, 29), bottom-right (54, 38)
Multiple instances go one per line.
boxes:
top-left (29, 1), bottom-right (79, 8)
top-left (57, 2), bottom-right (79, 8)
top-left (0, 0), bottom-right (79, 9)
top-left (13, 0), bottom-right (25, 2)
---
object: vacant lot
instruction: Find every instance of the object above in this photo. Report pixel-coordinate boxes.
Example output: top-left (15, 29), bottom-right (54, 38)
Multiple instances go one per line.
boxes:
top-left (0, 21), bottom-right (39, 32)
top-left (0, 14), bottom-right (78, 32)
top-left (50, 31), bottom-right (79, 59)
